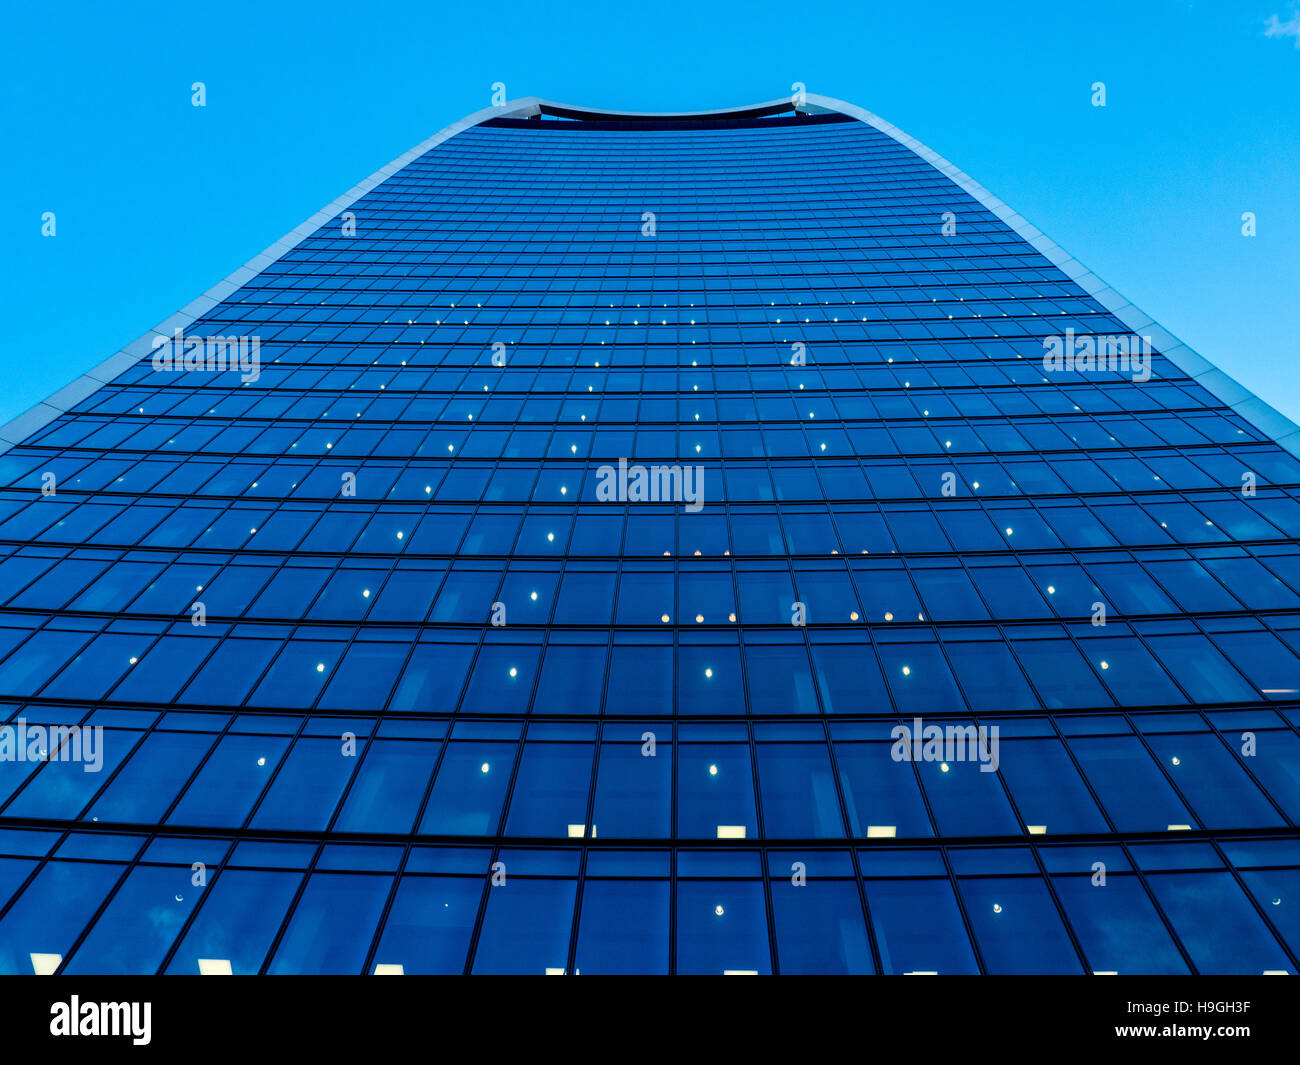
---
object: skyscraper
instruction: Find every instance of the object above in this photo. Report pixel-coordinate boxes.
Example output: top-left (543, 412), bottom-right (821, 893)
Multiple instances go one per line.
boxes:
top-left (1, 94), bottom-right (1298, 975)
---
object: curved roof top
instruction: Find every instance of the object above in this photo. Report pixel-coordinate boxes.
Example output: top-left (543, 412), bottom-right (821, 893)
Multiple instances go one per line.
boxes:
top-left (3, 93), bottom-right (1296, 458)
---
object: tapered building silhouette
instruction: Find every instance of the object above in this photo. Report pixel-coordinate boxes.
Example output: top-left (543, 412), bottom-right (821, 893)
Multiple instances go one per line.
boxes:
top-left (1, 96), bottom-right (1299, 974)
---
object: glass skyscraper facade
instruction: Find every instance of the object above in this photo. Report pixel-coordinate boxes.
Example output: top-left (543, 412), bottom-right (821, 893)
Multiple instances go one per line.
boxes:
top-left (1, 95), bottom-right (1299, 975)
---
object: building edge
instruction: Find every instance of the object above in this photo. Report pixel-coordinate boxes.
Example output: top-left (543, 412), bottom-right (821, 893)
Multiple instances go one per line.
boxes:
top-left (0, 97), bottom-right (554, 457)
top-left (802, 92), bottom-right (1300, 460)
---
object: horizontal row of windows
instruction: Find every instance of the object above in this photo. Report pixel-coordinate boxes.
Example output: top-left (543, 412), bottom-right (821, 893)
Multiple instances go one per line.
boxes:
top-left (5, 542), bottom-right (1300, 626)
top-left (211, 283), bottom-right (1086, 303)
top-left (229, 280), bottom-right (1089, 303)
top-left (78, 377), bottom-right (1220, 418)
top-left (18, 462), bottom-right (1290, 520)
top-left (0, 832), bottom-right (1295, 974)
top-left (243, 266), bottom-right (1080, 295)
top-left (159, 325), bottom-right (1128, 353)
top-left (92, 365), bottom-right (1209, 403)
top-left (58, 389), bottom-right (1235, 434)
top-left (354, 164), bottom-right (981, 189)
top-left (8, 704), bottom-right (1294, 738)
top-left (2, 609), bottom-right (1297, 712)
top-left (16, 414), bottom-right (1269, 467)
top-left (115, 363), bottom-right (1176, 400)
top-left (291, 224), bottom-right (1043, 244)
top-left (200, 297), bottom-right (1101, 326)
top-left (169, 318), bottom-right (1129, 348)
top-left (6, 489), bottom-right (1297, 558)
top-left (284, 234), bottom-right (1067, 255)
top-left (272, 257), bottom-right (1070, 276)
top-left (1, 712), bottom-right (1297, 837)
top-left (255, 253), bottom-right (1069, 278)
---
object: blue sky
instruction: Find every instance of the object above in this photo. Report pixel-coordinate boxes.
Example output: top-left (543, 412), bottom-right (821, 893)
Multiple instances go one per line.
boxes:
top-left (5, 0), bottom-right (1299, 426)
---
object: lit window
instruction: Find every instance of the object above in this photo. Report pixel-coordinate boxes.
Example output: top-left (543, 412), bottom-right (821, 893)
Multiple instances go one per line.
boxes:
top-left (30, 953), bottom-right (61, 976)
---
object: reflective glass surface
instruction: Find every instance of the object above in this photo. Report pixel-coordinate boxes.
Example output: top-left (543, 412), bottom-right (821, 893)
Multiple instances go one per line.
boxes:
top-left (0, 107), bottom-right (1297, 973)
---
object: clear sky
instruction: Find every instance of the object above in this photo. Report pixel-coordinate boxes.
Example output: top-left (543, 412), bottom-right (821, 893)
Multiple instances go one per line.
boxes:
top-left (4, 0), bottom-right (1299, 428)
